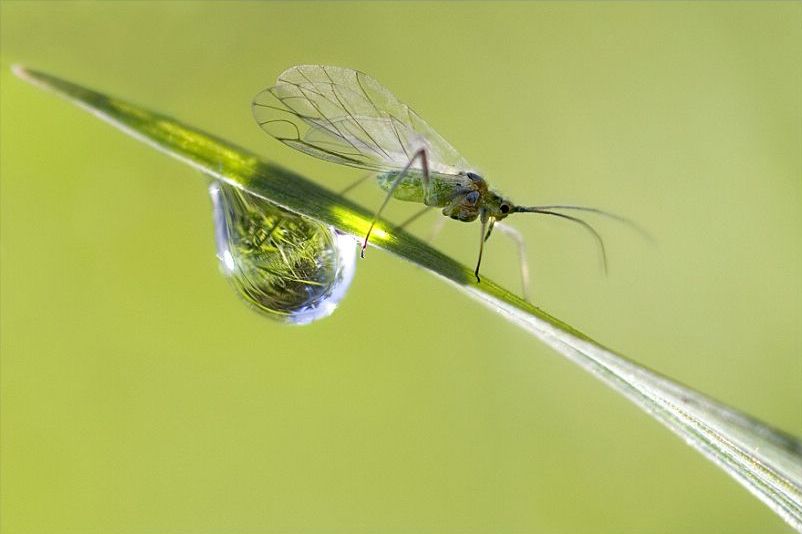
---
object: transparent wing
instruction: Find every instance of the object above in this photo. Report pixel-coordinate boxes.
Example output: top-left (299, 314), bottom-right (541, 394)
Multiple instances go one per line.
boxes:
top-left (252, 65), bottom-right (471, 175)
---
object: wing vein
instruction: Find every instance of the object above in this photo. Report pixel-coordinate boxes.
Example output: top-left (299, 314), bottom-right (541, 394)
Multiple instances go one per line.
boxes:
top-left (251, 65), bottom-right (470, 175)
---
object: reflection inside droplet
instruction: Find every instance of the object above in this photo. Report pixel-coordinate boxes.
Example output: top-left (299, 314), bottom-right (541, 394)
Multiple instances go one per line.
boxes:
top-left (209, 180), bottom-right (356, 325)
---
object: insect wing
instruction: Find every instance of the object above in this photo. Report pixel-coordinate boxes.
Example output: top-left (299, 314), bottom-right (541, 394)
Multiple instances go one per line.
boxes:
top-left (252, 65), bottom-right (471, 175)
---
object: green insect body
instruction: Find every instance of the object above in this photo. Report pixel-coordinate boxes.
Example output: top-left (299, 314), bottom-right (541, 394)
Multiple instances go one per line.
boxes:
top-left (376, 170), bottom-right (462, 204)
top-left (377, 170), bottom-right (515, 223)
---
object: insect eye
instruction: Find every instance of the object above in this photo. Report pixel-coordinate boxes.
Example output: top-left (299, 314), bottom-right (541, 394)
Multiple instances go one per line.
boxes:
top-left (466, 172), bottom-right (482, 182)
top-left (500, 204), bottom-right (510, 214)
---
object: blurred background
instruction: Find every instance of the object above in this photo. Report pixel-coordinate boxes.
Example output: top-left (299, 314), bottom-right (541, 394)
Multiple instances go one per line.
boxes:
top-left (1, 2), bottom-right (800, 533)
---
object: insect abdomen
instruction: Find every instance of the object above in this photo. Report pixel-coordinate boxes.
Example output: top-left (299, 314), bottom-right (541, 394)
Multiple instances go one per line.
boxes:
top-left (376, 172), bottom-right (425, 203)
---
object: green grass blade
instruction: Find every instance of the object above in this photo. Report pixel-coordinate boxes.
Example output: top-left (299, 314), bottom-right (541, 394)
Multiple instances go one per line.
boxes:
top-left (13, 65), bottom-right (802, 531)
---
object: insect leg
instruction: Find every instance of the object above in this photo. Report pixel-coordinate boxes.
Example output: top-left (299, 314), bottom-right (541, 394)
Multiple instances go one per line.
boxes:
top-left (494, 222), bottom-right (531, 302)
top-left (387, 200), bottom-right (444, 243)
top-left (338, 172), bottom-right (374, 195)
top-left (362, 148), bottom-right (429, 257)
top-left (426, 216), bottom-right (447, 244)
top-left (418, 147), bottom-right (431, 201)
top-left (474, 214), bottom-right (489, 283)
top-left (484, 218), bottom-right (496, 242)
top-left (395, 206), bottom-right (433, 231)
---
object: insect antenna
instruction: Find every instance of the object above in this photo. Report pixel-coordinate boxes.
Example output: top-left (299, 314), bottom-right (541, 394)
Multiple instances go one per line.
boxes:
top-left (512, 207), bottom-right (609, 275)
top-left (520, 205), bottom-right (652, 241)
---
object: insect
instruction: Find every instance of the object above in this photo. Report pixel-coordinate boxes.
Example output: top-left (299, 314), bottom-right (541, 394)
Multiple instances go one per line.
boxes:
top-left (252, 65), bottom-right (637, 297)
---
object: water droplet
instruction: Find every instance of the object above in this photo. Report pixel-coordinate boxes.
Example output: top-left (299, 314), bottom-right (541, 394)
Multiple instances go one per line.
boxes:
top-left (209, 180), bottom-right (356, 325)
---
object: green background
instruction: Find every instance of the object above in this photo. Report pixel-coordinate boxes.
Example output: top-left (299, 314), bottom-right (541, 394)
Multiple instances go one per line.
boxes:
top-left (2, 2), bottom-right (800, 533)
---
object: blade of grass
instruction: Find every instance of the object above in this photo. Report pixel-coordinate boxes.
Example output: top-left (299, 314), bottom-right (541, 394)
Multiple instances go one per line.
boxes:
top-left (13, 65), bottom-right (802, 531)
